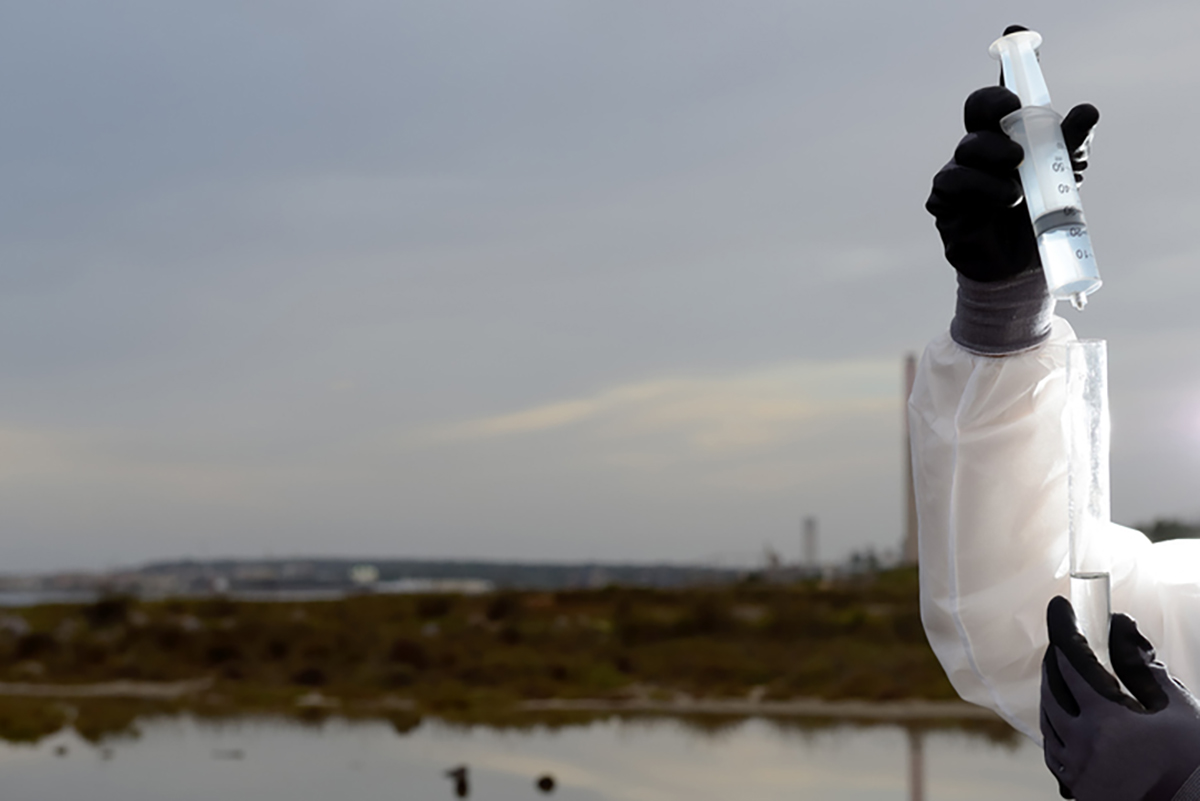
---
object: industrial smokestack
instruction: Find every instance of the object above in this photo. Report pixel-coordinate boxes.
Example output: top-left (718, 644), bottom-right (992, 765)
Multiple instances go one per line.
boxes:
top-left (802, 516), bottom-right (817, 567)
top-left (902, 353), bottom-right (919, 565)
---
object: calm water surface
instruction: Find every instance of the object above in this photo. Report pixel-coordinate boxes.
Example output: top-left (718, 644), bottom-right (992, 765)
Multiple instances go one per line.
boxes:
top-left (0, 716), bottom-right (1059, 800)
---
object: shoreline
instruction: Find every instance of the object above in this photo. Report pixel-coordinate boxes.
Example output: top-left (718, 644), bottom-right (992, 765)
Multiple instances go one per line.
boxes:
top-left (0, 678), bottom-right (213, 700)
top-left (0, 679), bottom-right (997, 721)
top-left (519, 697), bottom-right (1000, 720)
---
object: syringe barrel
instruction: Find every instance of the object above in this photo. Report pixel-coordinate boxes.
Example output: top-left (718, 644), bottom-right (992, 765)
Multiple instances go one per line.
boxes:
top-left (1001, 107), bottom-right (1081, 225)
top-left (1001, 106), bottom-right (1101, 303)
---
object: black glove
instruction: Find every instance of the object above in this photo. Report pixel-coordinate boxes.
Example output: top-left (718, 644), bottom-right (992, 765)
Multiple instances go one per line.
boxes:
top-left (1041, 596), bottom-right (1200, 801)
top-left (926, 88), bottom-right (1099, 283)
top-left (925, 67), bottom-right (1100, 355)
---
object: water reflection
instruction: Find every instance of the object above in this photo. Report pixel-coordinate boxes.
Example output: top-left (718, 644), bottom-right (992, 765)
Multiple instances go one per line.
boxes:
top-left (909, 729), bottom-right (924, 801)
top-left (446, 764), bottom-right (470, 797)
top-left (0, 714), bottom-right (1057, 801)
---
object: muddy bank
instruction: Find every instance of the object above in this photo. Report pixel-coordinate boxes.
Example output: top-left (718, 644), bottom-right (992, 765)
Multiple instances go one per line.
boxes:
top-left (520, 696), bottom-right (999, 720)
top-left (0, 678), bottom-right (212, 700)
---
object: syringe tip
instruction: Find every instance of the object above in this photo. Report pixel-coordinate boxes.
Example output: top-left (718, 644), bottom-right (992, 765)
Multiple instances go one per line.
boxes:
top-left (1070, 292), bottom-right (1088, 311)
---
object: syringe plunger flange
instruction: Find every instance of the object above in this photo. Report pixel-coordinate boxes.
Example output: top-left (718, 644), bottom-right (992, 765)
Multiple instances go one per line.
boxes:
top-left (988, 30), bottom-right (1050, 107)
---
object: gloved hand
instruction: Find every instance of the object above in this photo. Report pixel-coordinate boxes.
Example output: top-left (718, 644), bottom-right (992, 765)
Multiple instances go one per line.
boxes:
top-left (925, 28), bottom-right (1102, 356)
top-left (1041, 596), bottom-right (1200, 801)
top-left (926, 88), bottom-right (1100, 283)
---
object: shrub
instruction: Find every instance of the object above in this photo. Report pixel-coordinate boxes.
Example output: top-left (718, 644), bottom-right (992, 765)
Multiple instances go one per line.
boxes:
top-left (83, 596), bottom-right (132, 629)
top-left (415, 595), bottom-right (455, 620)
top-left (291, 667), bottom-right (327, 686)
top-left (14, 633), bottom-right (56, 661)
top-left (387, 639), bottom-right (428, 670)
top-left (485, 593), bottom-right (519, 622)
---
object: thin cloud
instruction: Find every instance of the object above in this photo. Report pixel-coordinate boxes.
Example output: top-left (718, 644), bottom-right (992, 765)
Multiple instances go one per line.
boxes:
top-left (424, 359), bottom-right (897, 460)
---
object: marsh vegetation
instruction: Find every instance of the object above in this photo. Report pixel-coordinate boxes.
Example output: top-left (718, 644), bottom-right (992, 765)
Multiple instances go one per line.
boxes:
top-left (0, 566), bottom-right (956, 742)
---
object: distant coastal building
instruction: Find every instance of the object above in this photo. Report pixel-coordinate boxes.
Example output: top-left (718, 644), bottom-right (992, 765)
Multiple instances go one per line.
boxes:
top-left (374, 578), bottom-right (493, 595)
top-left (349, 564), bottom-right (380, 587)
top-left (0, 558), bottom-right (747, 606)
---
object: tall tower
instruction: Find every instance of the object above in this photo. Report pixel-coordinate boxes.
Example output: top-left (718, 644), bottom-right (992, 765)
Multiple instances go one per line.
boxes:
top-left (902, 353), bottom-right (919, 565)
top-left (802, 516), bottom-right (817, 567)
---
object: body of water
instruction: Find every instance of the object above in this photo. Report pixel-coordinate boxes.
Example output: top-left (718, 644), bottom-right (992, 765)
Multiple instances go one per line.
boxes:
top-left (0, 715), bottom-right (1058, 800)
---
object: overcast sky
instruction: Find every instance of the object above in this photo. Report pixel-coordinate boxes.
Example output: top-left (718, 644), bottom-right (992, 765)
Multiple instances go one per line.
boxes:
top-left (3, 1), bottom-right (1200, 572)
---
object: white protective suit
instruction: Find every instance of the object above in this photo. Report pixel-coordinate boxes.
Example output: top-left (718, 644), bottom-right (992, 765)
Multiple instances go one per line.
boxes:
top-left (910, 315), bottom-right (1200, 741)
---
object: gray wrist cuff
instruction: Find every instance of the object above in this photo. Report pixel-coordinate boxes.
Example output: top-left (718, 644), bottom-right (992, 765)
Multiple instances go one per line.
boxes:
top-left (1172, 765), bottom-right (1200, 801)
top-left (950, 269), bottom-right (1054, 356)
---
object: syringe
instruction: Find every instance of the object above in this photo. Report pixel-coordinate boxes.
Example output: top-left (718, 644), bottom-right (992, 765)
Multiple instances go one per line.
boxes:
top-left (990, 28), bottom-right (1101, 311)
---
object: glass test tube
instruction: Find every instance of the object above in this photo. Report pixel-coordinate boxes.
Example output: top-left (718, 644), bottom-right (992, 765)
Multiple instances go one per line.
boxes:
top-left (1066, 339), bottom-right (1112, 668)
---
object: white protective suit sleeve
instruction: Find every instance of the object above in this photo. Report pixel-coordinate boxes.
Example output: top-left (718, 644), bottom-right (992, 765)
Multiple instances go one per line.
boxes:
top-left (910, 316), bottom-right (1200, 741)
